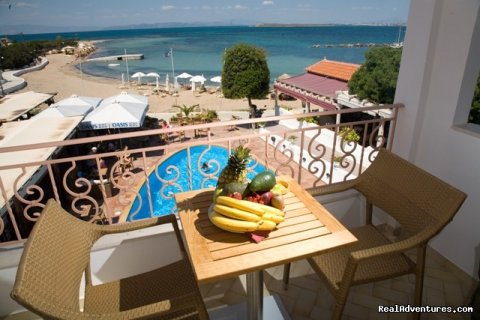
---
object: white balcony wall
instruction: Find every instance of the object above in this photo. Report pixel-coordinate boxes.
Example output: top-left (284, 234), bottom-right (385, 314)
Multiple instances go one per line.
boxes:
top-left (395, 0), bottom-right (480, 278)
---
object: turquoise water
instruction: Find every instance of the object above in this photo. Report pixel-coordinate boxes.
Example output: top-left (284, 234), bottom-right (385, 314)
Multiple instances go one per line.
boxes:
top-left (10, 25), bottom-right (405, 84)
top-left (128, 145), bottom-right (267, 221)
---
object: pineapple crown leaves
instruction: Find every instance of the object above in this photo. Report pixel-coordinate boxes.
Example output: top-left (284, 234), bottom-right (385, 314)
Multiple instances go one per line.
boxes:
top-left (228, 146), bottom-right (251, 173)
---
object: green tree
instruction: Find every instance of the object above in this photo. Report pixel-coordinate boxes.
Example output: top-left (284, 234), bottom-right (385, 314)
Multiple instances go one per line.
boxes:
top-left (221, 43), bottom-right (270, 110)
top-left (348, 47), bottom-right (402, 104)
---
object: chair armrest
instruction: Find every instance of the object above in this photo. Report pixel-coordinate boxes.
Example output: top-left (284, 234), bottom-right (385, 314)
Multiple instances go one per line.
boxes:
top-left (350, 231), bottom-right (432, 262)
top-left (94, 214), bottom-right (177, 235)
top-left (308, 179), bottom-right (358, 196)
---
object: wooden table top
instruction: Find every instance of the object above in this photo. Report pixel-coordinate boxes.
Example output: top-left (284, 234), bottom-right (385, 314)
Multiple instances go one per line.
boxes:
top-left (175, 176), bottom-right (357, 284)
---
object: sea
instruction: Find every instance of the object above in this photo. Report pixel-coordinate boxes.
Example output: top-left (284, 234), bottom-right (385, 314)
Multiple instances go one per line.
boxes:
top-left (10, 25), bottom-right (405, 85)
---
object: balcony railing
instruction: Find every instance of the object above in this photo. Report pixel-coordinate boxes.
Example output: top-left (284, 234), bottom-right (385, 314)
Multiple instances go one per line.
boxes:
top-left (0, 104), bottom-right (402, 246)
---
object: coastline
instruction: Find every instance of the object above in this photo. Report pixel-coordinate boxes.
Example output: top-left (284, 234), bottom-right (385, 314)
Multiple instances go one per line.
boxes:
top-left (17, 53), bottom-right (300, 114)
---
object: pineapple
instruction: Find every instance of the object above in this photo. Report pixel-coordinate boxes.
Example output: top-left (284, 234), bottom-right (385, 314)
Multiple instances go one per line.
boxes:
top-left (217, 146), bottom-right (251, 189)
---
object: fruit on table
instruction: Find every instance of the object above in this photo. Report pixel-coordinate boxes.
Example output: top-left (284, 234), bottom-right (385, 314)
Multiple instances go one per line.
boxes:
top-left (245, 193), bottom-right (263, 204)
top-left (271, 193), bottom-right (285, 210)
top-left (260, 191), bottom-right (273, 206)
top-left (262, 212), bottom-right (284, 224)
top-left (208, 210), bottom-right (259, 233)
top-left (212, 187), bottom-right (223, 203)
top-left (221, 182), bottom-right (250, 198)
top-left (217, 146), bottom-right (251, 189)
top-left (249, 171), bottom-right (277, 193)
top-left (216, 196), bottom-right (285, 217)
top-left (213, 204), bottom-right (261, 222)
top-left (271, 181), bottom-right (289, 195)
top-left (210, 196), bottom-right (285, 234)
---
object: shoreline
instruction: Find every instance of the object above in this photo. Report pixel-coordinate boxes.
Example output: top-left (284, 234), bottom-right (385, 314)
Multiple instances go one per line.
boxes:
top-left (17, 53), bottom-right (301, 114)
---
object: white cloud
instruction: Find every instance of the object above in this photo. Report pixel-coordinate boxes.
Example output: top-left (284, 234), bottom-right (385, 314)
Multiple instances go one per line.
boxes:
top-left (161, 5), bottom-right (174, 11)
top-left (262, 1), bottom-right (274, 5)
top-left (234, 4), bottom-right (247, 9)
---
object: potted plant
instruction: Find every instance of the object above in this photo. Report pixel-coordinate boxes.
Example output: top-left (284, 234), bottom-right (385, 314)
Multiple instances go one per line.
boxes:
top-left (339, 127), bottom-right (360, 144)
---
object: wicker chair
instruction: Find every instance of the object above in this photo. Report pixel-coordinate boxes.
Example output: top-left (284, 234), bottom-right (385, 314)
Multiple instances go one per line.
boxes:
top-left (11, 199), bottom-right (209, 319)
top-left (283, 148), bottom-right (466, 320)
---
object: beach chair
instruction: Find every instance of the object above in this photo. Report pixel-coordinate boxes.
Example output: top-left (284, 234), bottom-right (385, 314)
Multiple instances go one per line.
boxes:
top-left (11, 199), bottom-right (209, 319)
top-left (282, 148), bottom-right (467, 320)
top-left (194, 119), bottom-right (210, 137)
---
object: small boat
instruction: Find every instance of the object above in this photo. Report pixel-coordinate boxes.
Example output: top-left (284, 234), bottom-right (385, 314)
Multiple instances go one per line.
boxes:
top-left (108, 63), bottom-right (120, 67)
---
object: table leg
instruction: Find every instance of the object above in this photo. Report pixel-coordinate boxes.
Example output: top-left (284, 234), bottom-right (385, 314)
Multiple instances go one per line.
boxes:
top-left (246, 270), bottom-right (264, 320)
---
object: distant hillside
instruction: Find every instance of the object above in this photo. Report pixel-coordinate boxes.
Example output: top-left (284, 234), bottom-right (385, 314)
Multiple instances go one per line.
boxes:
top-left (0, 20), bottom-right (255, 36)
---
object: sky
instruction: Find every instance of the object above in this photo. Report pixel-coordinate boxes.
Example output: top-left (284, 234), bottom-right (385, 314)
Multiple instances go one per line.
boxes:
top-left (0, 0), bottom-right (410, 33)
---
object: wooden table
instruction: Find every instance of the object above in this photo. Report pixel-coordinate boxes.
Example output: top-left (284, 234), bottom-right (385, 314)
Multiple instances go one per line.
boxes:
top-left (175, 176), bottom-right (357, 320)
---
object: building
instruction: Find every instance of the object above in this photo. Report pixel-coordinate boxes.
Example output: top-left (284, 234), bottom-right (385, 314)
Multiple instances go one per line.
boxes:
top-left (273, 58), bottom-right (360, 113)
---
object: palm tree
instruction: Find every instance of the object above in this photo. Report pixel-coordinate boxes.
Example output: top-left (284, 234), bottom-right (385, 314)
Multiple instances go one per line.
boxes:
top-left (174, 104), bottom-right (199, 118)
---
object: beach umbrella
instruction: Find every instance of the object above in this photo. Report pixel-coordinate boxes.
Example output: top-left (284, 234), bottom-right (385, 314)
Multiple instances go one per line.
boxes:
top-left (79, 100), bottom-right (149, 130)
top-left (210, 76), bottom-right (221, 83)
top-left (146, 72), bottom-right (161, 89)
top-left (131, 72), bottom-right (145, 85)
top-left (190, 75), bottom-right (206, 84)
top-left (190, 75), bottom-right (206, 92)
top-left (176, 72), bottom-right (192, 87)
top-left (49, 94), bottom-right (102, 117)
top-left (177, 72), bottom-right (192, 79)
top-left (102, 91), bottom-right (148, 106)
top-left (146, 72), bottom-right (161, 78)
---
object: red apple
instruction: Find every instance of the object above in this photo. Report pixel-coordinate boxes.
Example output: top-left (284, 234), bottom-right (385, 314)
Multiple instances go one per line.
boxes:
top-left (260, 191), bottom-right (273, 206)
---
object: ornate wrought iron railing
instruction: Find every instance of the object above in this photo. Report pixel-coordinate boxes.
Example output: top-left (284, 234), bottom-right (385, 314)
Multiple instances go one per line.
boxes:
top-left (0, 104), bottom-right (402, 246)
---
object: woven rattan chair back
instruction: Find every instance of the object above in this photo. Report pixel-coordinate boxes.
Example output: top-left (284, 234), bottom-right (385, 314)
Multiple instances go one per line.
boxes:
top-left (355, 149), bottom-right (466, 236)
top-left (11, 199), bottom-right (209, 319)
top-left (12, 200), bottom-right (98, 316)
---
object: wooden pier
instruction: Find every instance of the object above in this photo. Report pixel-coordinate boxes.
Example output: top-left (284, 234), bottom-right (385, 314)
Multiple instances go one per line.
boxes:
top-left (87, 54), bottom-right (144, 62)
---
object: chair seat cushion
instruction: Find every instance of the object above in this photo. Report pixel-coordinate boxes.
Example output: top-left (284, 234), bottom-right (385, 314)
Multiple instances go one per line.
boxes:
top-left (84, 259), bottom-right (201, 317)
top-left (308, 225), bottom-right (414, 291)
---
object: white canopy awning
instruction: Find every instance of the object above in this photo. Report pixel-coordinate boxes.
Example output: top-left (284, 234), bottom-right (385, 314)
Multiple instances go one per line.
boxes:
top-left (101, 91), bottom-right (148, 106)
top-left (48, 94), bottom-right (102, 117)
top-left (0, 116), bottom-right (82, 208)
top-left (79, 101), bottom-right (148, 130)
top-left (0, 91), bottom-right (54, 122)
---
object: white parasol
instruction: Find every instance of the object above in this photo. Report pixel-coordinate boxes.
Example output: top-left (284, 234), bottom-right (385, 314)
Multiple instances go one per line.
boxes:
top-left (49, 94), bottom-right (102, 117)
top-left (210, 76), bottom-right (222, 83)
top-left (131, 72), bottom-right (145, 85)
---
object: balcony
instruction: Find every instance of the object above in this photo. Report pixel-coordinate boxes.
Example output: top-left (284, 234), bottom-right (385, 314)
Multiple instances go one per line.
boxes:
top-left (0, 105), bottom-right (476, 319)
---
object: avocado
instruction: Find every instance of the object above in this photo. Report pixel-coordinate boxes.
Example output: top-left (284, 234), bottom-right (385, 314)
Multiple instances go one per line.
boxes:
top-left (249, 171), bottom-right (276, 193)
top-left (221, 182), bottom-right (250, 197)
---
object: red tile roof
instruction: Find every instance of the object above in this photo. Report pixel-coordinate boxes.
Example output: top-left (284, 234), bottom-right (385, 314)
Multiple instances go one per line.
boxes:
top-left (278, 73), bottom-right (348, 98)
top-left (306, 59), bottom-right (360, 81)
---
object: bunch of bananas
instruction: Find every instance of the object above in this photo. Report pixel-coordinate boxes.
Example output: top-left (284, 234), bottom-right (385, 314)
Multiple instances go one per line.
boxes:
top-left (209, 196), bottom-right (285, 233)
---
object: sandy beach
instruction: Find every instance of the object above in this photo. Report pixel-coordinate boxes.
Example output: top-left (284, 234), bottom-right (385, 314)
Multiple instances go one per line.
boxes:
top-left (18, 54), bottom-right (301, 115)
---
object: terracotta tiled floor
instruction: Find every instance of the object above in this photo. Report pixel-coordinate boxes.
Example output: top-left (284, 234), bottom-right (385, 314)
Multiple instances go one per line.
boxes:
top-left (199, 246), bottom-right (477, 319)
